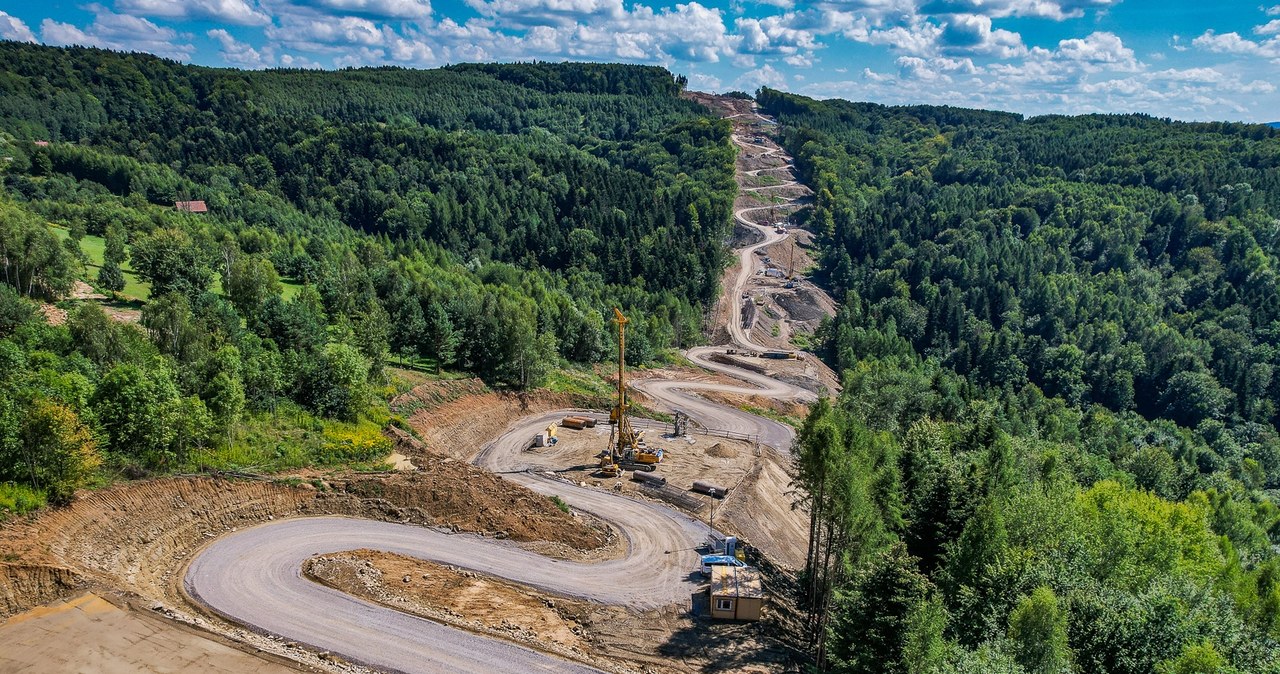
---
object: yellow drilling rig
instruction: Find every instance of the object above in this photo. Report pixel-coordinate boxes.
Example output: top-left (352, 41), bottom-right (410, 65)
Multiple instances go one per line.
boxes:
top-left (598, 308), bottom-right (664, 477)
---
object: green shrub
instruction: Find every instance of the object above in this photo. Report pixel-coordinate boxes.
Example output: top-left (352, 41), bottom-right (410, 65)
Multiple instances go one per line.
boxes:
top-left (0, 482), bottom-right (46, 519)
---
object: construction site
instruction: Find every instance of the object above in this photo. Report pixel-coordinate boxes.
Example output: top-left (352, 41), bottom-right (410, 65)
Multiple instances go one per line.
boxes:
top-left (0, 98), bottom-right (830, 674)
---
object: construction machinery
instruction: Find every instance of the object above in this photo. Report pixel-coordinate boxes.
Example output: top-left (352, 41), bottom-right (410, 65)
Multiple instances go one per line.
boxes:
top-left (597, 308), bottom-right (665, 476)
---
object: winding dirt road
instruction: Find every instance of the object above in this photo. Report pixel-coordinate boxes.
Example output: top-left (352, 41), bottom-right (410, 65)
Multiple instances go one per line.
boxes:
top-left (184, 104), bottom-right (818, 674)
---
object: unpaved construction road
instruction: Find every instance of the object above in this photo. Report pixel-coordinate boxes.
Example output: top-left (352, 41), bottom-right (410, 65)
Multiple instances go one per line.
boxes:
top-left (184, 103), bottom-right (819, 674)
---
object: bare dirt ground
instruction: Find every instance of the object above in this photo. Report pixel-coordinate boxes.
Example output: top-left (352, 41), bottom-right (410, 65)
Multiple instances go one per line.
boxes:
top-left (0, 592), bottom-right (310, 673)
top-left (682, 92), bottom-right (754, 118)
top-left (518, 420), bottom-right (758, 510)
top-left (38, 281), bottom-right (144, 326)
top-left (308, 549), bottom-right (802, 674)
top-left (717, 456), bottom-right (808, 569)
top-left (306, 551), bottom-right (602, 669)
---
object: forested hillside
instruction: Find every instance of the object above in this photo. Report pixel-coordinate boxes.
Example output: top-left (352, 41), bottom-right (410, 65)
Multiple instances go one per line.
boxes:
top-left (762, 88), bottom-right (1280, 673)
top-left (0, 42), bottom-right (734, 508)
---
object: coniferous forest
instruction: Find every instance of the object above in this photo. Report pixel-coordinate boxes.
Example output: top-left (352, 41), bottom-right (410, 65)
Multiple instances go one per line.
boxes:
top-left (0, 42), bottom-right (733, 504)
top-left (761, 87), bottom-right (1280, 672)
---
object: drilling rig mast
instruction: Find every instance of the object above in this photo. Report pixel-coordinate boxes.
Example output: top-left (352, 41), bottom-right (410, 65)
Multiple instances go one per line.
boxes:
top-left (598, 308), bottom-right (663, 476)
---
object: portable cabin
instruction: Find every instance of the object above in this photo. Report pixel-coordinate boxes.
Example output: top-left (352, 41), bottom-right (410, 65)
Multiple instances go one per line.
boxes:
top-left (709, 564), bottom-right (764, 621)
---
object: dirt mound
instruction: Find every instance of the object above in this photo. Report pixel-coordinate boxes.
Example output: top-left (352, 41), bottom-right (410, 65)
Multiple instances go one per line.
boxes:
top-left (0, 563), bottom-right (84, 618)
top-left (305, 551), bottom-right (596, 665)
top-left (363, 429), bottom-right (610, 551)
top-left (706, 443), bottom-right (738, 459)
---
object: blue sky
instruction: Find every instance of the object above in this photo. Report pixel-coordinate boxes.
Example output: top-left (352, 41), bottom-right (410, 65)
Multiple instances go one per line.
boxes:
top-left (1, 0), bottom-right (1277, 121)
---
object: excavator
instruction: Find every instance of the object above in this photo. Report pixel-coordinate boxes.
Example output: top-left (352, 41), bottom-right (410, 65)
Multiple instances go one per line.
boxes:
top-left (598, 308), bottom-right (664, 476)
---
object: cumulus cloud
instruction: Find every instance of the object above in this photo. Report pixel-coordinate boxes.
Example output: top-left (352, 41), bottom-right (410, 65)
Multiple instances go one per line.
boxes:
top-left (41, 5), bottom-right (194, 60)
top-left (308, 0), bottom-right (433, 19)
top-left (465, 0), bottom-right (624, 27)
top-left (843, 17), bottom-right (943, 55)
top-left (1193, 29), bottom-right (1280, 58)
top-left (0, 11), bottom-right (36, 42)
top-left (735, 13), bottom-right (820, 55)
top-left (921, 0), bottom-right (1122, 21)
top-left (1256, 19), bottom-right (1280, 35)
top-left (896, 55), bottom-right (977, 81)
top-left (1056, 31), bottom-right (1138, 69)
top-left (939, 14), bottom-right (1026, 58)
top-left (208, 28), bottom-right (272, 67)
top-left (477, 0), bottom-right (736, 63)
top-left (734, 63), bottom-right (786, 90)
top-left (116, 0), bottom-right (270, 26)
top-left (270, 14), bottom-right (384, 49)
top-left (686, 71), bottom-right (722, 89)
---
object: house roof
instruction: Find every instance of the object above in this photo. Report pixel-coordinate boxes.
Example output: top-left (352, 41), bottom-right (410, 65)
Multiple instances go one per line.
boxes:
top-left (174, 200), bottom-right (208, 213)
top-left (711, 564), bottom-right (764, 599)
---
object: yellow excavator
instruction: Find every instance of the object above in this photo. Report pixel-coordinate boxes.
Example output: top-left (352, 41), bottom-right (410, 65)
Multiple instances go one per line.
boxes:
top-left (598, 308), bottom-right (664, 476)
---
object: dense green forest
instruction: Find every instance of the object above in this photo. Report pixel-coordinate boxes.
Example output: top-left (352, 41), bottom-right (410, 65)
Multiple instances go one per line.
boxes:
top-left (0, 42), bottom-right (735, 509)
top-left (762, 88), bottom-right (1280, 673)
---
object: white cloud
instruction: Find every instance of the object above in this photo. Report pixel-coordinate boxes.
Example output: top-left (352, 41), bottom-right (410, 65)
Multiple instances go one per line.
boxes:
top-left (1256, 19), bottom-right (1280, 36)
top-left (1267, 5), bottom-right (1280, 15)
top-left (686, 71), bottom-right (722, 89)
top-left (921, 0), bottom-right (1123, 21)
top-left (0, 11), bottom-right (36, 42)
top-left (310, 0), bottom-right (433, 19)
top-left (735, 13), bottom-right (820, 55)
top-left (116, 0), bottom-right (270, 26)
top-left (459, 0), bottom-right (736, 63)
top-left (1193, 29), bottom-right (1280, 58)
top-left (208, 28), bottom-right (272, 67)
top-left (40, 5), bottom-right (194, 61)
top-left (1056, 31), bottom-right (1138, 69)
top-left (939, 14), bottom-right (1026, 58)
top-left (862, 67), bottom-right (892, 82)
top-left (267, 14), bottom-right (385, 49)
top-left (734, 63), bottom-right (786, 90)
top-left (843, 17), bottom-right (943, 55)
top-left (465, 0), bottom-right (624, 27)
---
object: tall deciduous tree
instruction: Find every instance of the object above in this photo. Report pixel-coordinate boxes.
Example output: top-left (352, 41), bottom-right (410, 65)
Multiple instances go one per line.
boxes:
top-left (98, 221), bottom-right (128, 295)
top-left (130, 227), bottom-right (215, 297)
top-left (224, 254), bottom-right (282, 322)
top-left (1008, 586), bottom-right (1072, 674)
top-left (16, 398), bottom-right (100, 504)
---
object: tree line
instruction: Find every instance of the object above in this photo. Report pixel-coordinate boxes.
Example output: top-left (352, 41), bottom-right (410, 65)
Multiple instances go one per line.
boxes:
top-left (762, 87), bottom-right (1280, 673)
